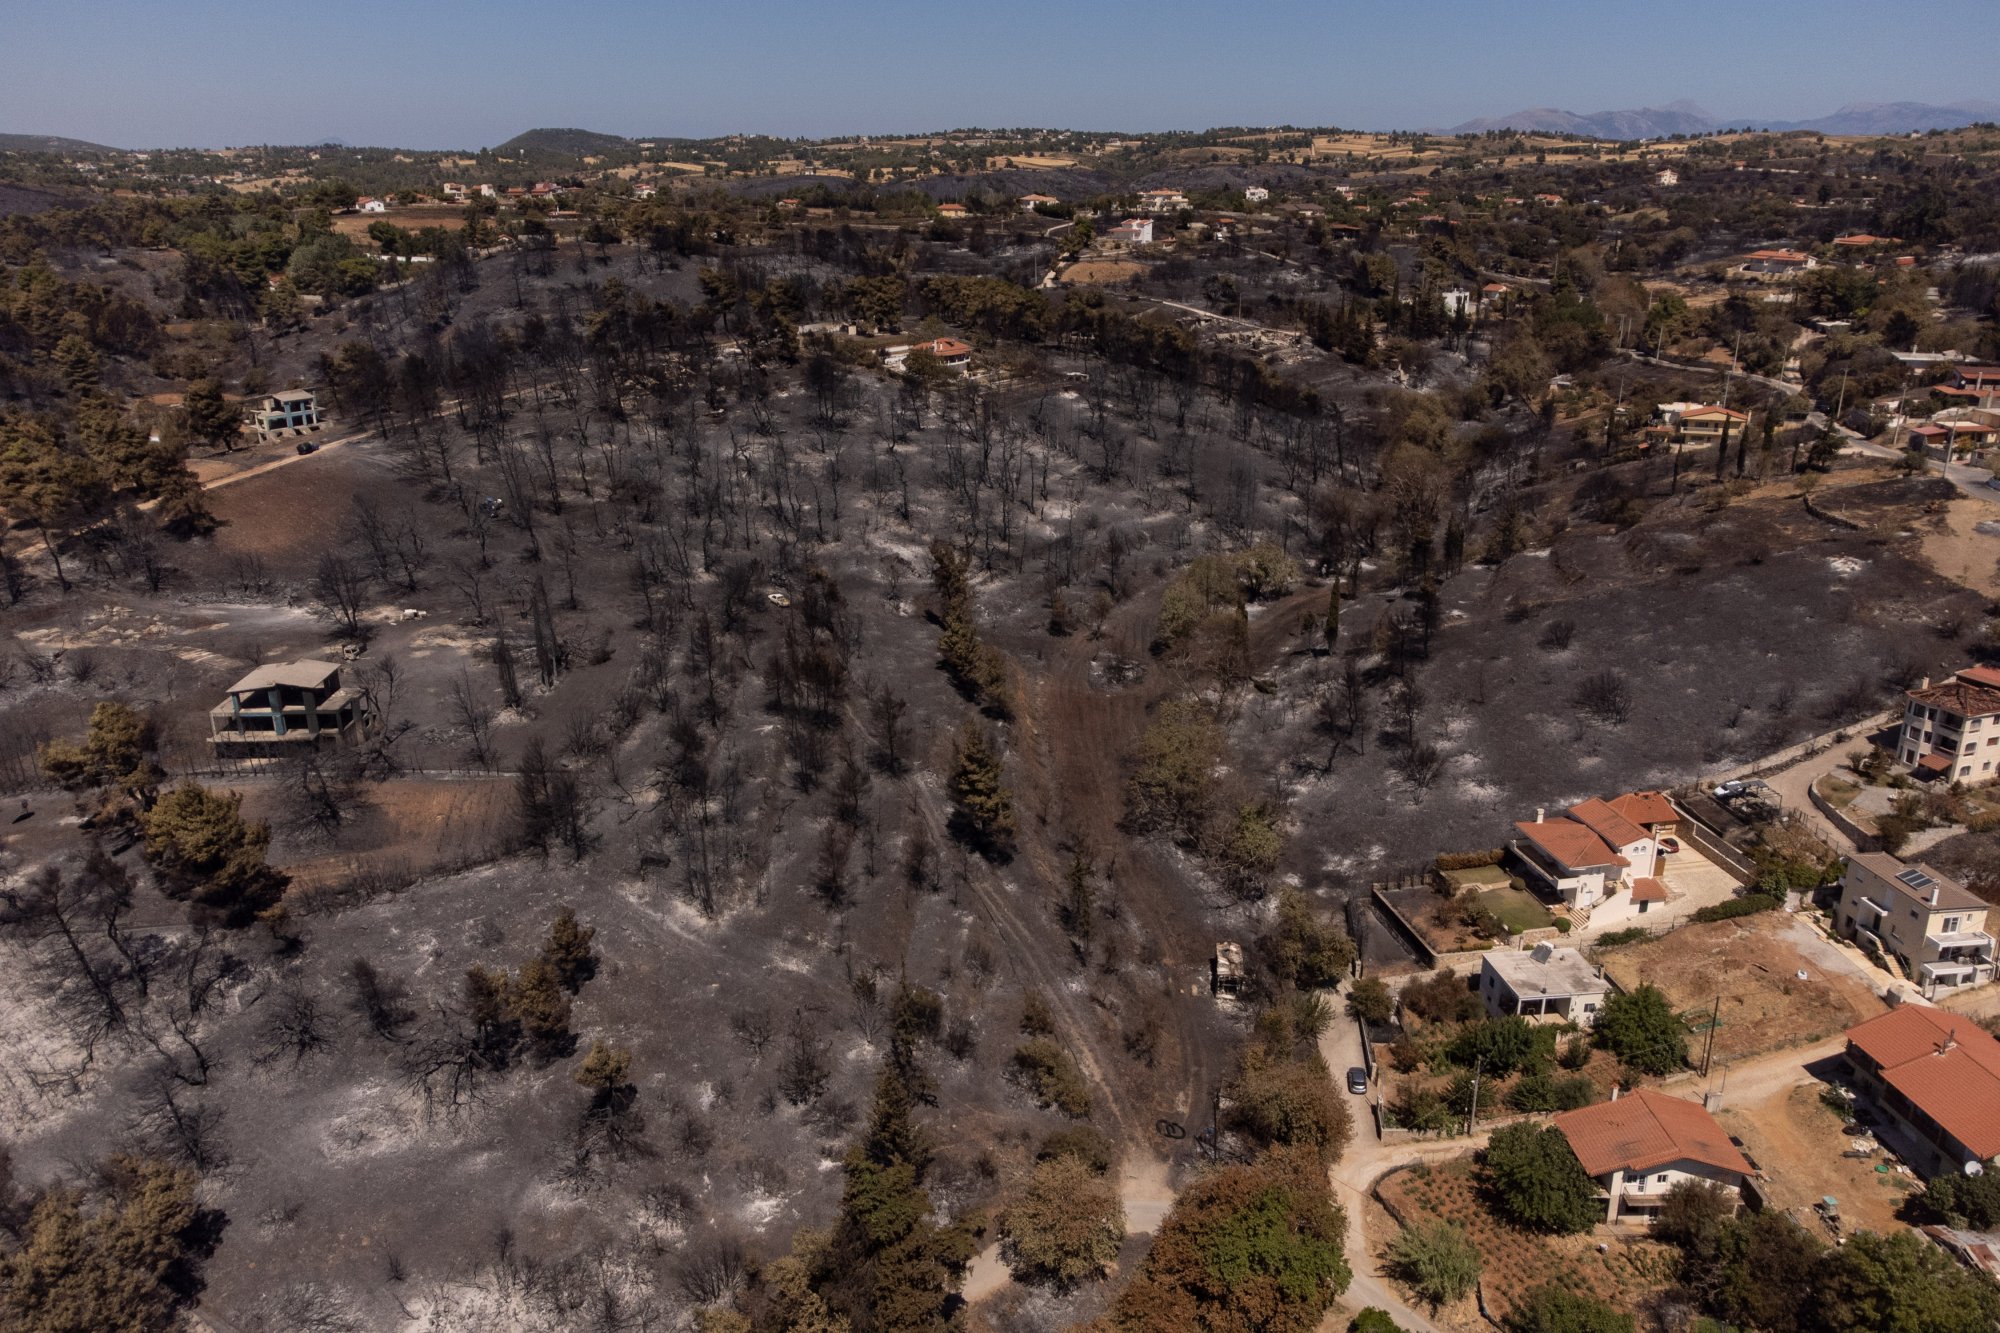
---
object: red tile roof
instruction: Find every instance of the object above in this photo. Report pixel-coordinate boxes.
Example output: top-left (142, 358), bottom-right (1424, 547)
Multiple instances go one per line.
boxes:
top-left (1908, 677), bottom-right (2000, 720)
top-left (1630, 877), bottom-right (1670, 903)
top-left (1568, 798), bottom-right (1649, 850)
top-left (1606, 791), bottom-right (1678, 829)
top-left (927, 338), bottom-right (973, 358)
top-left (1515, 818), bottom-right (1629, 871)
top-left (1847, 1007), bottom-right (2000, 1160)
top-left (1556, 1089), bottom-right (1753, 1179)
top-left (1958, 666), bottom-right (2000, 690)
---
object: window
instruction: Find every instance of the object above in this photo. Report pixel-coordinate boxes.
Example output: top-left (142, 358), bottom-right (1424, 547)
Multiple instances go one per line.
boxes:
top-left (1583, 1003), bottom-right (1596, 1013)
top-left (1656, 1174), bottom-right (1670, 1184)
top-left (1945, 917), bottom-right (1961, 934)
top-left (1975, 720), bottom-right (1985, 731)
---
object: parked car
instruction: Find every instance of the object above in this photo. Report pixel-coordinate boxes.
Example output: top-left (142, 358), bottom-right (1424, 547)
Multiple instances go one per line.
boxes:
top-left (1658, 836), bottom-right (1681, 854)
top-left (1346, 1067), bottom-right (1369, 1095)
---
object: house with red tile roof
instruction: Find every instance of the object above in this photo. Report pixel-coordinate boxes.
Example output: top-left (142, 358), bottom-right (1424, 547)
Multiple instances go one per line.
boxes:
top-left (1510, 808), bottom-right (1631, 912)
top-left (1556, 1088), bottom-right (1753, 1223)
top-left (1844, 1005), bottom-right (2000, 1176)
top-left (1899, 667), bottom-right (2000, 784)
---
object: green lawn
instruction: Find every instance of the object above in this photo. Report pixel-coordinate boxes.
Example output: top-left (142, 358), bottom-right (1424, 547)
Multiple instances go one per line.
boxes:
top-left (1477, 885), bottom-right (1555, 934)
top-left (1443, 864), bottom-right (1512, 891)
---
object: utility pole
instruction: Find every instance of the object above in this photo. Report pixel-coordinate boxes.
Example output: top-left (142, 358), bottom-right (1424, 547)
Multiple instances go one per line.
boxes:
top-left (1701, 994), bottom-right (1721, 1077)
top-left (1465, 1055), bottom-right (1485, 1136)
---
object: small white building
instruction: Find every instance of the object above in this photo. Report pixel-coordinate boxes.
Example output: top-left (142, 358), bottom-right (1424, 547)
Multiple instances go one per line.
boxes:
top-left (1106, 217), bottom-right (1154, 246)
top-left (440, 182), bottom-right (467, 200)
top-left (1139, 188), bottom-right (1189, 214)
top-left (1655, 168), bottom-right (1679, 187)
top-left (1243, 185), bottom-right (1270, 203)
top-left (1019, 193), bottom-right (1059, 213)
top-left (356, 197), bottom-right (387, 213)
top-left (1480, 943), bottom-right (1609, 1026)
top-left (1557, 1089), bottom-right (1753, 1224)
top-left (477, 183), bottom-right (498, 198)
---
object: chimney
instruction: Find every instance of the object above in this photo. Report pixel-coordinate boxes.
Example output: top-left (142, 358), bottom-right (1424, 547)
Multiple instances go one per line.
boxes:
top-left (1932, 887), bottom-right (1941, 907)
top-left (1921, 676), bottom-right (1932, 690)
top-left (1536, 807), bottom-right (1546, 824)
top-left (1611, 1085), bottom-right (1621, 1101)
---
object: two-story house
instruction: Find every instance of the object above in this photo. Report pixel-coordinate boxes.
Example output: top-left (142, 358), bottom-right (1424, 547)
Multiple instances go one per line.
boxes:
top-left (1899, 667), bottom-right (2000, 783)
top-left (1835, 853), bottom-right (1995, 997)
top-left (1556, 1088), bottom-right (1753, 1224)
top-left (1510, 809), bottom-right (1630, 911)
top-left (209, 660), bottom-right (369, 751)
top-left (251, 389), bottom-right (321, 439)
top-left (1844, 1005), bottom-right (2000, 1178)
top-left (1139, 188), bottom-right (1189, 214)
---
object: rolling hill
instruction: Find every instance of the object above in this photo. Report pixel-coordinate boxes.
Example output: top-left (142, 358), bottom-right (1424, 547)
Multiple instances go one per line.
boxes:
top-left (494, 127), bottom-right (632, 156)
top-left (0, 132), bottom-right (123, 154)
top-left (1449, 99), bottom-right (2000, 141)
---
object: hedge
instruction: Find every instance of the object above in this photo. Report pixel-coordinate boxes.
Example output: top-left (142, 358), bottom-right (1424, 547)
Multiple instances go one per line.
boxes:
top-left (1690, 892), bottom-right (1783, 924)
top-left (1435, 848), bottom-right (1505, 873)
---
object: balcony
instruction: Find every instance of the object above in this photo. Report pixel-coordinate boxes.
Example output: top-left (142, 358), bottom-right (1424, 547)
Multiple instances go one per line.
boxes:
top-left (1926, 930), bottom-right (1996, 963)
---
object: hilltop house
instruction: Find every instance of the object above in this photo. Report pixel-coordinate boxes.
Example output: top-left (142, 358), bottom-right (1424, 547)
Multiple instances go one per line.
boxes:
top-left (209, 661), bottom-right (369, 750)
top-left (1510, 808), bottom-right (1630, 912)
top-left (1655, 168), bottom-right (1679, 186)
top-left (634, 182), bottom-right (657, 199)
top-left (1106, 217), bottom-right (1155, 246)
top-left (885, 337), bottom-right (972, 374)
top-left (1844, 1006), bottom-right (2000, 1177)
top-left (1140, 188), bottom-right (1189, 214)
top-left (477, 183), bottom-right (498, 198)
top-left (1480, 943), bottom-right (1609, 1026)
top-left (356, 197), bottom-right (387, 213)
top-left (1898, 666), bottom-right (2000, 783)
top-left (1556, 1089), bottom-right (1753, 1224)
top-left (251, 389), bottom-right (321, 439)
top-left (1835, 853), bottom-right (1994, 997)
top-left (1243, 185), bottom-right (1270, 203)
top-left (936, 201), bottom-right (969, 219)
top-left (1018, 193), bottom-right (1059, 212)
top-left (440, 182), bottom-right (467, 201)
top-left (1508, 793), bottom-right (1682, 921)
top-left (1646, 403), bottom-right (1749, 447)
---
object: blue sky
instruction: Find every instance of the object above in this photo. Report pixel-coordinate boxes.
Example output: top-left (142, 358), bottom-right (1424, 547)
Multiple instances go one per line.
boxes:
top-left (3, 0), bottom-right (1991, 149)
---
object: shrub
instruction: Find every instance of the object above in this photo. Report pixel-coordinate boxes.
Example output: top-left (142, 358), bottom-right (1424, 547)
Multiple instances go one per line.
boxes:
top-left (1505, 1072), bottom-right (1559, 1113)
top-left (1445, 1016), bottom-right (1551, 1078)
top-left (1920, 1169), bottom-right (2000, 1229)
top-left (999, 1153), bottom-right (1125, 1288)
top-left (1553, 917), bottom-right (1573, 935)
top-left (1347, 976), bottom-right (1395, 1025)
top-left (1653, 1181), bottom-right (1739, 1250)
top-left (1594, 927), bottom-right (1649, 948)
top-left (1504, 1285), bottom-right (1634, 1333)
top-left (1402, 970), bottom-right (1481, 1025)
top-left (1010, 1038), bottom-right (1092, 1118)
top-left (1271, 888), bottom-right (1357, 989)
top-left (1690, 892), bottom-right (1782, 924)
top-left (1037, 1125), bottom-right (1115, 1175)
top-left (1482, 1123), bottom-right (1599, 1235)
top-left (1389, 1081), bottom-right (1453, 1135)
top-left (1435, 849), bottom-right (1505, 873)
top-left (1228, 1050), bottom-right (1353, 1162)
top-left (1351, 1311), bottom-right (1404, 1333)
top-left (1387, 1220), bottom-right (1481, 1308)
top-left (1594, 985), bottom-right (1687, 1076)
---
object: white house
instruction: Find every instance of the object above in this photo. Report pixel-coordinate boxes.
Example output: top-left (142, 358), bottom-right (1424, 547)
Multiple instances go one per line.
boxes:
top-left (1480, 943), bottom-right (1609, 1026)
top-left (356, 197), bottom-right (387, 213)
top-left (1835, 853), bottom-right (1995, 997)
top-left (1019, 193), bottom-right (1059, 213)
top-left (251, 389), bottom-right (321, 438)
top-left (1556, 1089), bottom-right (1753, 1224)
top-left (1510, 808), bottom-right (1630, 911)
top-left (634, 182), bottom-right (657, 199)
top-left (1899, 666), bottom-right (2000, 783)
top-left (1106, 217), bottom-right (1154, 246)
top-left (1655, 168), bottom-right (1679, 187)
top-left (209, 660), bottom-right (369, 749)
top-left (1140, 188), bottom-right (1189, 214)
top-left (477, 183), bottom-right (498, 198)
top-left (440, 182), bottom-right (467, 200)
top-left (1243, 185), bottom-right (1270, 203)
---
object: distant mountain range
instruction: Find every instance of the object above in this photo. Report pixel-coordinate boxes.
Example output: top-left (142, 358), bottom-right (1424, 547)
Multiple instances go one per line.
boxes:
top-left (0, 132), bottom-right (122, 154)
top-left (1450, 100), bottom-right (2000, 140)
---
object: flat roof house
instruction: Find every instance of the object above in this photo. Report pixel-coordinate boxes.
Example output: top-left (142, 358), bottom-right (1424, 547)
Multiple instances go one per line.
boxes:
top-left (1835, 853), bottom-right (1994, 998)
top-left (1557, 1089), bottom-right (1753, 1223)
top-left (1844, 1006), bottom-right (2000, 1177)
top-left (251, 389), bottom-right (321, 439)
top-left (1481, 942), bottom-right (1609, 1026)
top-left (1899, 666), bottom-right (2000, 784)
top-left (1243, 185), bottom-right (1270, 203)
top-left (209, 660), bottom-right (369, 750)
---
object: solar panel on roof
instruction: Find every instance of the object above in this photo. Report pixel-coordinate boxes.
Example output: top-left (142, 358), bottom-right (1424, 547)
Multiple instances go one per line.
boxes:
top-left (1897, 868), bottom-right (1937, 890)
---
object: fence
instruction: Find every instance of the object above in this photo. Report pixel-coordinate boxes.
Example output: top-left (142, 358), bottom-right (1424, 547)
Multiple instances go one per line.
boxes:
top-left (1809, 782), bottom-right (1880, 852)
top-left (1703, 707), bottom-right (1899, 788)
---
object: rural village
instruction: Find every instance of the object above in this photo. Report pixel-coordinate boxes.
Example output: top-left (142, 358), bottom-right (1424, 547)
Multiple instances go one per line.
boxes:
top-left (4, 111), bottom-right (2000, 1333)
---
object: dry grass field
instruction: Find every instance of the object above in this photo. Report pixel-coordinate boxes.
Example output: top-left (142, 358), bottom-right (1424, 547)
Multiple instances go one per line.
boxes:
top-left (1062, 259), bottom-right (1146, 285)
top-left (1598, 915), bottom-right (1886, 1061)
